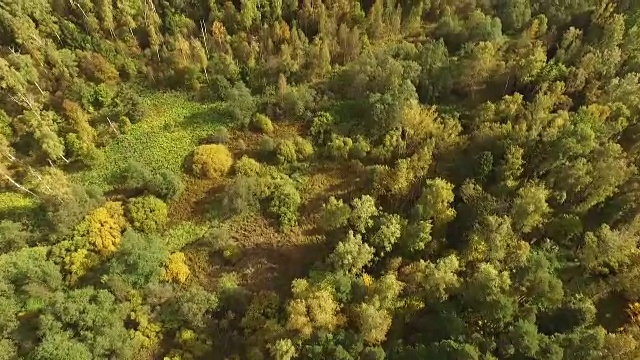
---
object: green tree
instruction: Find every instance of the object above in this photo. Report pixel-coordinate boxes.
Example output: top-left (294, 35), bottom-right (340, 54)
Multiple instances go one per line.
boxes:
top-left (497, 0), bottom-right (532, 33)
top-left (329, 231), bottom-right (375, 274)
top-left (511, 183), bottom-right (551, 233)
top-left (350, 195), bottom-right (379, 233)
top-left (578, 224), bottom-right (639, 275)
top-left (369, 213), bottom-right (405, 255)
top-left (415, 178), bottom-right (456, 227)
top-left (319, 196), bottom-right (351, 231)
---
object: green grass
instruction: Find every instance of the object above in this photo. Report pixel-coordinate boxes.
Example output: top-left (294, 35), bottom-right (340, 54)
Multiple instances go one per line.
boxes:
top-left (0, 191), bottom-right (39, 214)
top-left (73, 92), bottom-right (229, 191)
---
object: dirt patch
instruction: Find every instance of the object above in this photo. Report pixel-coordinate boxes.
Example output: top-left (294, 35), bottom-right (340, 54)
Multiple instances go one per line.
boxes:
top-left (186, 214), bottom-right (329, 293)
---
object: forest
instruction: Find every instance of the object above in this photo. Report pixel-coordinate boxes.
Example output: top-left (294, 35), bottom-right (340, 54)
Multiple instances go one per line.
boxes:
top-left (3, 0), bottom-right (640, 359)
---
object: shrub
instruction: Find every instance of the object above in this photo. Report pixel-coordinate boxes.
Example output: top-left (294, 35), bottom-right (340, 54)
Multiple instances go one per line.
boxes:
top-left (276, 140), bottom-right (298, 164)
top-left (163, 252), bottom-right (191, 284)
top-left (207, 224), bottom-right (241, 262)
top-left (326, 135), bottom-right (353, 160)
top-left (293, 136), bottom-right (314, 160)
top-left (149, 170), bottom-right (184, 201)
top-left (119, 160), bottom-right (152, 190)
top-left (210, 126), bottom-right (230, 144)
top-left (252, 113), bottom-right (274, 134)
top-left (319, 197), bottom-right (351, 231)
top-left (268, 182), bottom-right (301, 231)
top-left (259, 136), bottom-right (276, 157)
top-left (276, 137), bottom-right (314, 164)
top-left (192, 144), bottom-right (233, 178)
top-left (165, 221), bottom-right (209, 251)
top-left (234, 156), bottom-right (262, 177)
top-left (350, 136), bottom-right (371, 159)
top-left (223, 176), bottom-right (264, 214)
top-left (310, 112), bottom-right (334, 144)
top-left (126, 195), bottom-right (169, 234)
top-left (74, 201), bottom-right (127, 255)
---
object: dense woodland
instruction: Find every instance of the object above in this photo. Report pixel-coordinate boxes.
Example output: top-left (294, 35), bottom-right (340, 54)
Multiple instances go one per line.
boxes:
top-left (4, 0), bottom-right (640, 359)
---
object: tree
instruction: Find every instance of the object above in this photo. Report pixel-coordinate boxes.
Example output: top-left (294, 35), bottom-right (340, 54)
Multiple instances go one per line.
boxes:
top-left (369, 213), bottom-right (405, 255)
top-left (329, 231), bottom-right (375, 274)
top-left (578, 224), bottom-right (639, 275)
top-left (498, 0), bottom-right (532, 33)
top-left (415, 178), bottom-right (456, 227)
top-left (126, 195), bottom-right (168, 234)
top-left (319, 196), bottom-right (351, 231)
top-left (465, 215), bottom-right (530, 268)
top-left (463, 263), bottom-right (516, 328)
top-left (350, 195), bottom-right (379, 233)
top-left (0, 220), bottom-right (30, 253)
top-left (268, 181), bottom-right (301, 231)
top-left (192, 144), bottom-right (233, 178)
top-left (511, 183), bottom-right (551, 233)
top-left (286, 279), bottom-right (341, 338)
top-left (225, 81), bottom-right (257, 126)
top-left (400, 254), bottom-right (461, 303)
top-left (353, 302), bottom-right (392, 344)
top-left (269, 338), bottom-right (297, 360)
top-left (37, 287), bottom-right (138, 359)
top-left (106, 231), bottom-right (169, 288)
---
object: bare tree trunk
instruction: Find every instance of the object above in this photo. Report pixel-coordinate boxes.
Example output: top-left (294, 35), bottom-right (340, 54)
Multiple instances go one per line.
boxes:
top-left (106, 116), bottom-right (120, 135)
top-left (1, 172), bottom-right (37, 197)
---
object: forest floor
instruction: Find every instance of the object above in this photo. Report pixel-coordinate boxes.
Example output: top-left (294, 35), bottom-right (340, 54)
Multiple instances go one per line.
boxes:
top-left (73, 92), bottom-right (359, 292)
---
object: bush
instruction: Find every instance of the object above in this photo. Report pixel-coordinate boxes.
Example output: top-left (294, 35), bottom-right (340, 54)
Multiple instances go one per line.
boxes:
top-left (350, 136), bottom-right (371, 159)
top-left (163, 252), bottom-right (191, 284)
top-left (223, 176), bottom-right (262, 214)
top-left (276, 137), bottom-right (314, 164)
top-left (74, 201), bottom-right (127, 255)
top-left (276, 140), bottom-right (298, 164)
top-left (259, 136), bottom-right (276, 157)
top-left (126, 195), bottom-right (169, 234)
top-left (234, 156), bottom-right (262, 177)
top-left (268, 182), bottom-right (301, 231)
top-left (149, 170), bottom-right (184, 201)
top-left (326, 135), bottom-right (353, 160)
top-left (294, 136), bottom-right (314, 160)
top-left (319, 197), bottom-right (351, 231)
top-left (251, 113), bottom-right (274, 134)
top-left (192, 144), bottom-right (233, 178)
top-left (210, 126), bottom-right (230, 144)
top-left (119, 160), bottom-right (151, 190)
top-left (207, 224), bottom-right (241, 262)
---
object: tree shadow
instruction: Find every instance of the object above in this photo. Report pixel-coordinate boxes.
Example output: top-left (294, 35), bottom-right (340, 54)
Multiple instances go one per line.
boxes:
top-left (179, 104), bottom-right (234, 131)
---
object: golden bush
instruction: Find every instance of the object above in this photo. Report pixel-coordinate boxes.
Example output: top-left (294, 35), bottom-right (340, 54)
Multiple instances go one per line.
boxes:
top-left (192, 144), bottom-right (233, 178)
top-left (163, 252), bottom-right (191, 284)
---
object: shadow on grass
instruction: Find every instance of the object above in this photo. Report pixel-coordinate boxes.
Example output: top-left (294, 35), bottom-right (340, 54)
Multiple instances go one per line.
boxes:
top-left (179, 103), bottom-right (235, 132)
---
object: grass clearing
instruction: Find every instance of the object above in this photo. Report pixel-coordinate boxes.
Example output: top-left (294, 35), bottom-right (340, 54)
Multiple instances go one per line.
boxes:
top-left (73, 92), bottom-right (229, 191)
top-left (0, 191), bottom-right (39, 214)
